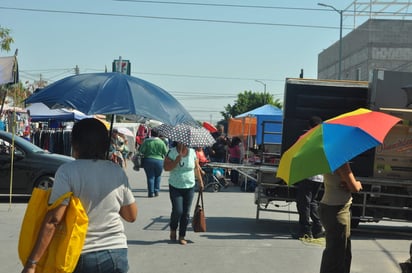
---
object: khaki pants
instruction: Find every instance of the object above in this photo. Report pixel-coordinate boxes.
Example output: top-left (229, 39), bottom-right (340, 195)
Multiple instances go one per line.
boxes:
top-left (319, 202), bottom-right (352, 273)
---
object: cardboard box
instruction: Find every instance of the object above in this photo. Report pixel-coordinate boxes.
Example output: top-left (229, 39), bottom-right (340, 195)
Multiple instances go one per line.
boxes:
top-left (374, 108), bottom-right (412, 179)
top-left (375, 125), bottom-right (412, 158)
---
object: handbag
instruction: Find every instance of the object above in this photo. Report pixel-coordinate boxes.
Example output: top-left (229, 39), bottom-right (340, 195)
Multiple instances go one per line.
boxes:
top-left (192, 190), bottom-right (206, 232)
top-left (132, 152), bottom-right (142, 171)
top-left (18, 188), bottom-right (88, 273)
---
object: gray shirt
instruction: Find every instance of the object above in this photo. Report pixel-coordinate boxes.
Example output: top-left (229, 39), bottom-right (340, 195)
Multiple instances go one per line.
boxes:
top-left (49, 159), bottom-right (136, 254)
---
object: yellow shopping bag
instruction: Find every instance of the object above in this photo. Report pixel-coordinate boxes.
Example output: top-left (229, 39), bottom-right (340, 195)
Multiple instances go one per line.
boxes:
top-left (18, 188), bottom-right (88, 273)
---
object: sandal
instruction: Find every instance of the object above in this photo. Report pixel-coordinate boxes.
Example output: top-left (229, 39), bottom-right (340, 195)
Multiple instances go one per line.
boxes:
top-left (179, 236), bottom-right (187, 245)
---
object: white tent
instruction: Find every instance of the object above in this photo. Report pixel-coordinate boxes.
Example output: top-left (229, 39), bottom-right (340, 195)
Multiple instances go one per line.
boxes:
top-left (26, 103), bottom-right (91, 122)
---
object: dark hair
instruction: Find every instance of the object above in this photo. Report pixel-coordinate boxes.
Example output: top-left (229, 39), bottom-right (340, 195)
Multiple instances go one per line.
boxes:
top-left (71, 118), bottom-right (109, 160)
top-left (229, 136), bottom-right (241, 147)
top-left (308, 116), bottom-right (322, 128)
top-left (151, 129), bottom-right (159, 137)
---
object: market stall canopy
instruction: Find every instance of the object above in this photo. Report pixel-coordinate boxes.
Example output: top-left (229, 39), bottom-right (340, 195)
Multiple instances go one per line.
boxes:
top-left (26, 103), bottom-right (91, 122)
top-left (0, 56), bottom-right (18, 85)
top-left (235, 104), bottom-right (282, 118)
top-left (228, 117), bottom-right (257, 137)
top-left (229, 104), bottom-right (283, 145)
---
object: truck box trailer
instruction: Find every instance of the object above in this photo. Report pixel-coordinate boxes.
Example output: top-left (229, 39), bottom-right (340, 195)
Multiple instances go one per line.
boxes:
top-left (256, 74), bottom-right (412, 227)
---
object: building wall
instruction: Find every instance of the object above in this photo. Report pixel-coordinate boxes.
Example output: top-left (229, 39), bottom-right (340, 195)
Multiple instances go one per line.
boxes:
top-left (318, 19), bottom-right (412, 81)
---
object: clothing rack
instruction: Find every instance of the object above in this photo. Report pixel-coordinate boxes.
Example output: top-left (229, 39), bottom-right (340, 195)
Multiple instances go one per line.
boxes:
top-left (32, 129), bottom-right (72, 156)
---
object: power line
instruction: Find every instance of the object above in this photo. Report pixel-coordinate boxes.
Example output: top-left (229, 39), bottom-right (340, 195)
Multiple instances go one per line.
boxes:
top-left (131, 71), bottom-right (284, 83)
top-left (0, 6), bottom-right (340, 30)
top-left (114, 0), bottom-right (325, 11)
top-left (20, 68), bottom-right (285, 85)
top-left (115, 0), bottom-right (412, 16)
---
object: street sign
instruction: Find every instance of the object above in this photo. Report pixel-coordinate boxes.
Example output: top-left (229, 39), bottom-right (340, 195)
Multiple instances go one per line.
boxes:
top-left (112, 59), bottom-right (131, 75)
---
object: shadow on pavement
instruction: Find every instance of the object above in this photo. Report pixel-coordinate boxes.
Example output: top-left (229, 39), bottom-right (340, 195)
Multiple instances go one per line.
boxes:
top-left (352, 224), bottom-right (412, 240)
top-left (137, 215), bottom-right (297, 241)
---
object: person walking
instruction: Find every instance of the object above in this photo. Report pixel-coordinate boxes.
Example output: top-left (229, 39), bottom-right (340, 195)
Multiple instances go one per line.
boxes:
top-left (163, 142), bottom-right (204, 245)
top-left (294, 116), bottom-right (324, 239)
top-left (21, 118), bottom-right (137, 273)
top-left (319, 162), bottom-right (363, 273)
top-left (139, 129), bottom-right (168, 198)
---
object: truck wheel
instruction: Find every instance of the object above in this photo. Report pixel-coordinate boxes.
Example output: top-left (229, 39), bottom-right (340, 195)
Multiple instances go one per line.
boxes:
top-left (35, 176), bottom-right (54, 190)
top-left (351, 206), bottom-right (361, 228)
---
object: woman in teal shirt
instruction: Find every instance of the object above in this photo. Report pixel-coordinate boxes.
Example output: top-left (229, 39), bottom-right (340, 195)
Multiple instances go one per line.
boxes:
top-left (163, 142), bottom-right (204, 245)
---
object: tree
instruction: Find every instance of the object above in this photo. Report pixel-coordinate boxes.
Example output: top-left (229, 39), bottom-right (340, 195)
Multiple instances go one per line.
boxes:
top-left (0, 26), bottom-right (18, 116)
top-left (0, 26), bottom-right (14, 52)
top-left (220, 90), bottom-right (282, 120)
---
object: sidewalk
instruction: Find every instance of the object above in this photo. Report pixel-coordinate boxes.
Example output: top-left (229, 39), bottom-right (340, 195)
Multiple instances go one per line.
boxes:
top-left (1, 162), bottom-right (410, 273)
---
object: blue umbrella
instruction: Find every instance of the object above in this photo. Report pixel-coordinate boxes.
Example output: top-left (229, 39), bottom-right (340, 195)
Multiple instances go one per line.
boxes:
top-left (25, 72), bottom-right (196, 126)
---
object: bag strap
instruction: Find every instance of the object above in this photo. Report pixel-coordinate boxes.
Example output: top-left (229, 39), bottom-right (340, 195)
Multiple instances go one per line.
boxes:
top-left (196, 191), bottom-right (204, 209)
top-left (48, 192), bottom-right (73, 210)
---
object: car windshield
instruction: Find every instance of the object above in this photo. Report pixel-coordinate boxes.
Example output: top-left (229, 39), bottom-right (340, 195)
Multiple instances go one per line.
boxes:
top-left (18, 138), bottom-right (47, 153)
top-left (0, 132), bottom-right (47, 153)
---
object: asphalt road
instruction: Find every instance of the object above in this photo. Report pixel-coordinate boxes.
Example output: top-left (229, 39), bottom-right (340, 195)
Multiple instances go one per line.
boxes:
top-left (1, 162), bottom-right (411, 273)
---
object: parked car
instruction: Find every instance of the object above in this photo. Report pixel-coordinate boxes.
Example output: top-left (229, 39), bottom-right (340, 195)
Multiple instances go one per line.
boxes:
top-left (0, 131), bottom-right (74, 195)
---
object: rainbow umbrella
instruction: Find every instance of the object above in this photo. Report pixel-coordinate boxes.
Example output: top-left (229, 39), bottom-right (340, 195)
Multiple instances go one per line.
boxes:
top-left (277, 108), bottom-right (401, 185)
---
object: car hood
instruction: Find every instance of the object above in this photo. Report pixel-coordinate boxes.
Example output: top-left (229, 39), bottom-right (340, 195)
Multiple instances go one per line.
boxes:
top-left (33, 152), bottom-right (75, 165)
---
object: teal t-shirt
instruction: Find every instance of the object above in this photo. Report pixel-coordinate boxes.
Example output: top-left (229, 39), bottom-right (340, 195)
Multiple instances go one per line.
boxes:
top-left (167, 147), bottom-right (197, 189)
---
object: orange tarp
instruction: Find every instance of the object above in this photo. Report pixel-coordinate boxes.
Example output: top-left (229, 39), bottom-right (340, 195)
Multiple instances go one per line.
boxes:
top-left (228, 117), bottom-right (257, 137)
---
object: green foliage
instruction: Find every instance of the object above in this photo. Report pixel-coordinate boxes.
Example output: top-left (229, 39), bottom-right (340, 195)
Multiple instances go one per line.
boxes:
top-left (220, 90), bottom-right (282, 120)
top-left (0, 26), bottom-right (14, 52)
top-left (1, 82), bottom-right (30, 108)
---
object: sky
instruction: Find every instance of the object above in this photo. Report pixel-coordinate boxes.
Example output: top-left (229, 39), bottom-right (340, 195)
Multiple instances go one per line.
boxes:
top-left (1, 0), bottom-right (375, 123)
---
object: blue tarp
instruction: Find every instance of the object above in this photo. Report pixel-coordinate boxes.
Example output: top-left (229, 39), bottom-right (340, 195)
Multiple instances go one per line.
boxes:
top-left (236, 104), bottom-right (283, 118)
top-left (235, 104), bottom-right (283, 145)
top-left (256, 114), bottom-right (283, 145)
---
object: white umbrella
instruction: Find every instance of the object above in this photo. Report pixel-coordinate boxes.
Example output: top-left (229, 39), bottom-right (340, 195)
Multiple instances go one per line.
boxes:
top-left (115, 127), bottom-right (134, 137)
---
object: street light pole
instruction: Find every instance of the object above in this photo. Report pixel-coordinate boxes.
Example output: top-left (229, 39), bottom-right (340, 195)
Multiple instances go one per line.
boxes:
top-left (318, 3), bottom-right (343, 80)
top-left (255, 80), bottom-right (267, 104)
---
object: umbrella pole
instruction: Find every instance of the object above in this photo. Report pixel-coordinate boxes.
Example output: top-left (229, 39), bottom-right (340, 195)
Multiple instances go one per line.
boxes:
top-left (106, 115), bottom-right (115, 160)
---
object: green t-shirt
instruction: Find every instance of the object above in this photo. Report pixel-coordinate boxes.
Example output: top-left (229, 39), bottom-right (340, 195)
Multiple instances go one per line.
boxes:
top-left (167, 147), bottom-right (197, 189)
top-left (139, 137), bottom-right (168, 160)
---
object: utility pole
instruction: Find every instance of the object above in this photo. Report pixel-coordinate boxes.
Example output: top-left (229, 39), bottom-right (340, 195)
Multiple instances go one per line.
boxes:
top-left (255, 80), bottom-right (267, 104)
top-left (318, 3), bottom-right (343, 80)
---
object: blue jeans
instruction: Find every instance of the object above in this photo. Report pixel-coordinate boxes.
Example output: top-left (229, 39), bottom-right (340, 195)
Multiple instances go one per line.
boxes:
top-left (169, 185), bottom-right (195, 237)
top-left (296, 179), bottom-right (323, 235)
top-left (74, 248), bottom-right (129, 273)
top-left (142, 158), bottom-right (164, 197)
